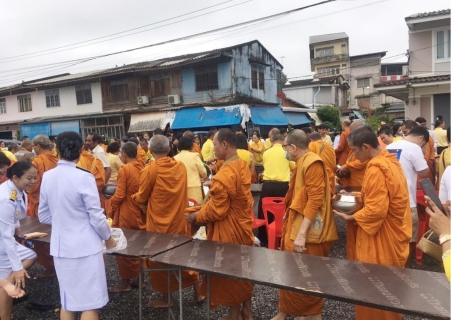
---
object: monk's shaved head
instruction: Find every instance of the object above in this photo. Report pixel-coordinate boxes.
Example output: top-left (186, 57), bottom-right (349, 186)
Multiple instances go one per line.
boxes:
top-left (309, 132), bottom-right (322, 141)
top-left (348, 126), bottom-right (379, 149)
top-left (183, 130), bottom-right (194, 139)
top-left (21, 139), bottom-right (32, 148)
top-left (150, 135), bottom-right (170, 154)
top-left (129, 137), bottom-right (139, 145)
top-left (33, 134), bottom-right (51, 150)
top-left (121, 142), bottom-right (137, 159)
top-left (216, 129), bottom-right (236, 148)
top-left (271, 134), bottom-right (285, 143)
top-left (286, 129), bottom-right (308, 149)
top-left (342, 120), bottom-right (351, 128)
top-left (402, 120), bottom-right (417, 129)
top-left (269, 128), bottom-right (280, 136)
top-left (350, 120), bottom-right (364, 132)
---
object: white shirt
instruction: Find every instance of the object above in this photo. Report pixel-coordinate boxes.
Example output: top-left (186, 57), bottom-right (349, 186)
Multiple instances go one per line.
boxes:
top-left (439, 165), bottom-right (451, 202)
top-left (91, 144), bottom-right (110, 168)
top-left (429, 130), bottom-right (438, 151)
top-left (387, 139), bottom-right (428, 208)
top-left (39, 161), bottom-right (111, 258)
top-left (333, 135), bottom-right (341, 149)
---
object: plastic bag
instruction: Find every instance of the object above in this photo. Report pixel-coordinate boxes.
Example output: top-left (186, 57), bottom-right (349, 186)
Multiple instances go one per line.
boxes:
top-left (103, 228), bottom-right (127, 253)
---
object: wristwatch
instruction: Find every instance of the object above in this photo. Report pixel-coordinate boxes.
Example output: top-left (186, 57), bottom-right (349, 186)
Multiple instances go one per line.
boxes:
top-left (439, 234), bottom-right (451, 245)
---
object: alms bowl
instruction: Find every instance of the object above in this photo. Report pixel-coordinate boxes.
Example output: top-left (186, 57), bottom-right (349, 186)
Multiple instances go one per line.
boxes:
top-left (102, 184), bottom-right (117, 197)
top-left (332, 192), bottom-right (363, 215)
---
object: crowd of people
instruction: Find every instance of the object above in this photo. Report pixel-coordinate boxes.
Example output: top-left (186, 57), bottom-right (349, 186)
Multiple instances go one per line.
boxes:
top-left (0, 115), bottom-right (449, 320)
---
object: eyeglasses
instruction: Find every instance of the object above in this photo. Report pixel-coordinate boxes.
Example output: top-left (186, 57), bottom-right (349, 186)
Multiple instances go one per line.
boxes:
top-left (282, 144), bottom-right (294, 150)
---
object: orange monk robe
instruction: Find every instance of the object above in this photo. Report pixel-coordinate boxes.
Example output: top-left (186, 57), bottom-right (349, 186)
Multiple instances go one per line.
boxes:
top-left (309, 140), bottom-right (336, 194)
top-left (279, 152), bottom-right (338, 317)
top-left (28, 151), bottom-right (58, 271)
top-left (353, 149), bottom-right (411, 320)
top-left (191, 143), bottom-right (202, 159)
top-left (335, 130), bottom-right (351, 166)
top-left (196, 157), bottom-right (254, 307)
top-left (423, 136), bottom-right (436, 185)
top-left (132, 157), bottom-right (198, 292)
top-left (136, 147), bottom-right (147, 167)
top-left (77, 151), bottom-right (106, 207)
top-left (109, 161), bottom-right (145, 280)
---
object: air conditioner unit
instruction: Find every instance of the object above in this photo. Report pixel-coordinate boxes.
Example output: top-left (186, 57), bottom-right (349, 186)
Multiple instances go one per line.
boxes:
top-left (402, 65), bottom-right (409, 76)
top-left (137, 96), bottom-right (149, 105)
top-left (168, 94), bottom-right (180, 104)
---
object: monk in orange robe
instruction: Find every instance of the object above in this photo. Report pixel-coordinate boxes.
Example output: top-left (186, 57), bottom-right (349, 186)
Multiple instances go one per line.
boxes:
top-left (183, 130), bottom-right (203, 158)
top-left (334, 126), bottom-right (411, 320)
top-left (335, 120), bottom-right (351, 166)
top-left (128, 137), bottom-right (147, 166)
top-left (27, 135), bottom-right (59, 278)
top-left (132, 134), bottom-right (200, 308)
top-left (271, 130), bottom-right (338, 320)
top-left (77, 147), bottom-right (105, 200)
top-left (185, 129), bottom-right (255, 320)
top-left (107, 142), bottom-right (145, 293)
top-left (309, 132), bottom-right (336, 193)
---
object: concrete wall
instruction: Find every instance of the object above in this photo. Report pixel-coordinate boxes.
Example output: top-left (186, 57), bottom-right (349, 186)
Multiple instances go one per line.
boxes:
top-left (349, 56), bottom-right (382, 109)
top-left (409, 30), bottom-right (433, 76)
top-left (283, 85), bottom-right (337, 107)
top-left (313, 40), bottom-right (348, 57)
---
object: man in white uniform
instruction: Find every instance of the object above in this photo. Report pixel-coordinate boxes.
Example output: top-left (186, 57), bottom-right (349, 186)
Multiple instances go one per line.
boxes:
top-left (86, 132), bottom-right (111, 183)
top-left (386, 126), bottom-right (430, 268)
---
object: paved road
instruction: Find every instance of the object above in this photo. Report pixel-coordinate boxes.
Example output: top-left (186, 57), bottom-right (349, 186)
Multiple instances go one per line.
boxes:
top-left (11, 215), bottom-right (443, 320)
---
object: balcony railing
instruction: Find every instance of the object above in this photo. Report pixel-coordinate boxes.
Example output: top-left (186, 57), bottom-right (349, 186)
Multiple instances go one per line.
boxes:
top-left (311, 54), bottom-right (349, 66)
top-left (380, 75), bottom-right (405, 82)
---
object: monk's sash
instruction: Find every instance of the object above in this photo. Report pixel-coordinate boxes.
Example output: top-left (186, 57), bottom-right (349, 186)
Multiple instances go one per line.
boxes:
top-left (289, 152), bottom-right (338, 244)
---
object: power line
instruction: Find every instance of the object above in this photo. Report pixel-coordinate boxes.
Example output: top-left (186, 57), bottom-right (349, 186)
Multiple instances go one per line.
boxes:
top-left (0, 0), bottom-right (238, 62)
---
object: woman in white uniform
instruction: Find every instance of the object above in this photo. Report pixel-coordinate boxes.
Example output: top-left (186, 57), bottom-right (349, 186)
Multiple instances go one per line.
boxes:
top-left (38, 131), bottom-right (116, 320)
top-left (0, 161), bottom-right (37, 320)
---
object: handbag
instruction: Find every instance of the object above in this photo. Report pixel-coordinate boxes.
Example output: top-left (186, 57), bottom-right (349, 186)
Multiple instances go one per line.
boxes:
top-left (416, 229), bottom-right (442, 262)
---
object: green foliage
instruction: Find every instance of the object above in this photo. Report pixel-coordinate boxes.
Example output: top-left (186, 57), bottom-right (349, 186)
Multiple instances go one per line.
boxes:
top-left (14, 130), bottom-right (21, 140)
top-left (365, 114), bottom-right (395, 133)
top-left (316, 106), bottom-right (341, 130)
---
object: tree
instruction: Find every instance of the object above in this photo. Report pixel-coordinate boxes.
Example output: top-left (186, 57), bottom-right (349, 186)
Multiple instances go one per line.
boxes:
top-left (364, 105), bottom-right (395, 132)
top-left (316, 105), bottom-right (341, 130)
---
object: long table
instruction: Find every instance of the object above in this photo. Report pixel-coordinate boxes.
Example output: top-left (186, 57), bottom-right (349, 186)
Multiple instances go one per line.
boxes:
top-left (17, 217), bottom-right (450, 320)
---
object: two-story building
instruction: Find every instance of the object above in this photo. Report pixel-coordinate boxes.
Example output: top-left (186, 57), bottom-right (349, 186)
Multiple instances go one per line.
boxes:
top-left (375, 9), bottom-right (450, 127)
top-left (0, 40), bottom-right (288, 139)
top-left (309, 32), bottom-right (350, 80)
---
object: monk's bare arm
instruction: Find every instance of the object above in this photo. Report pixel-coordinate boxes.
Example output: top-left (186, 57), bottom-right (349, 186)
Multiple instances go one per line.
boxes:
top-left (110, 168), bottom-right (126, 211)
top-left (196, 181), bottom-right (229, 223)
top-left (132, 166), bottom-right (153, 204)
top-left (353, 167), bottom-right (389, 236)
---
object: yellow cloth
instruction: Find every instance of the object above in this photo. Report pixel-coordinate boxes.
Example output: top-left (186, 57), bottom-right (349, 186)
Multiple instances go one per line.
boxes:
top-left (322, 135), bottom-right (333, 145)
top-left (201, 139), bottom-right (215, 161)
top-left (434, 127), bottom-right (448, 147)
top-left (174, 150), bottom-right (207, 188)
top-left (393, 136), bottom-right (403, 142)
top-left (237, 149), bottom-right (251, 166)
top-left (262, 143), bottom-right (291, 182)
top-left (438, 148), bottom-right (450, 187)
top-left (106, 153), bottom-right (123, 182)
top-left (265, 138), bottom-right (272, 150)
top-left (1, 150), bottom-right (17, 162)
top-left (443, 249), bottom-right (451, 282)
top-left (250, 140), bottom-right (265, 163)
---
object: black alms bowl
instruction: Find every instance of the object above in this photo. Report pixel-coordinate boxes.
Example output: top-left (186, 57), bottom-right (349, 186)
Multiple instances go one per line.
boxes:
top-left (102, 184), bottom-right (117, 197)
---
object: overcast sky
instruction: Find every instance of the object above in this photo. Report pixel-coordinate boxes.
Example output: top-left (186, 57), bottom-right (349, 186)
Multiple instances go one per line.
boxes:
top-left (0, 0), bottom-right (449, 87)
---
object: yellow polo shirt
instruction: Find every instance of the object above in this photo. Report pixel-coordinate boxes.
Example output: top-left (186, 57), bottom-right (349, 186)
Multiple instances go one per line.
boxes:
top-left (262, 143), bottom-right (292, 182)
top-left (201, 139), bottom-right (215, 162)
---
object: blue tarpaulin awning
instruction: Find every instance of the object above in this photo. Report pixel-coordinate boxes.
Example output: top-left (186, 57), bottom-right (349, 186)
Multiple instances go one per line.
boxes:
top-left (284, 112), bottom-right (312, 126)
top-left (249, 106), bottom-right (288, 126)
top-left (171, 107), bottom-right (242, 129)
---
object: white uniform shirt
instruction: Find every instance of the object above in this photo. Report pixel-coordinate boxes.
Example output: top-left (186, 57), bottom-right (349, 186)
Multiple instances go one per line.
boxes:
top-left (387, 140), bottom-right (428, 208)
top-left (91, 145), bottom-right (110, 168)
top-left (333, 135), bottom-right (341, 149)
top-left (39, 161), bottom-right (111, 258)
top-left (439, 166), bottom-right (451, 202)
top-left (0, 180), bottom-right (27, 271)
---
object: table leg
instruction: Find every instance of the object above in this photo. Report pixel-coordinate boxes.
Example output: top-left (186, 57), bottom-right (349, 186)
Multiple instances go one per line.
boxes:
top-left (179, 268), bottom-right (183, 320)
top-left (139, 258), bottom-right (143, 320)
top-left (168, 269), bottom-right (172, 320)
top-left (206, 274), bottom-right (210, 320)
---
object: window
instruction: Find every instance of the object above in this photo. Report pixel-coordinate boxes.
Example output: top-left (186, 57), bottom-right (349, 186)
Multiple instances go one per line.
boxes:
top-left (195, 65), bottom-right (218, 91)
top-left (18, 94), bottom-right (32, 112)
top-left (150, 78), bottom-right (169, 97)
top-left (45, 89), bottom-right (60, 107)
top-left (436, 30), bottom-right (451, 59)
top-left (316, 46), bottom-right (334, 57)
top-left (357, 78), bottom-right (371, 88)
top-left (0, 98), bottom-right (5, 114)
top-left (317, 65), bottom-right (340, 76)
top-left (341, 44), bottom-right (347, 55)
top-left (251, 66), bottom-right (265, 90)
top-left (110, 84), bottom-right (129, 101)
top-left (75, 84), bottom-right (92, 105)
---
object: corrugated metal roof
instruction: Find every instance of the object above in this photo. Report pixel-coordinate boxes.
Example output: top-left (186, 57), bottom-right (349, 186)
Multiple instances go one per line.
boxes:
top-left (309, 32), bottom-right (348, 45)
top-left (283, 75), bottom-right (344, 88)
top-left (405, 9), bottom-right (450, 20)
